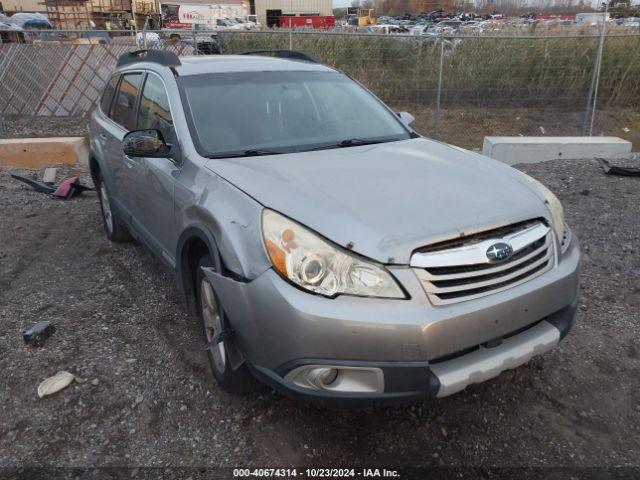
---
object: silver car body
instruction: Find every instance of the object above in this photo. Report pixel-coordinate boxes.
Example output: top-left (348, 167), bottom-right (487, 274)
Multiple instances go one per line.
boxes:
top-left (90, 54), bottom-right (580, 405)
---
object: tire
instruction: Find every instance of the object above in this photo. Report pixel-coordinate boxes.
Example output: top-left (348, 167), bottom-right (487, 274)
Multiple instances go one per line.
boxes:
top-left (196, 254), bottom-right (256, 394)
top-left (96, 171), bottom-right (131, 243)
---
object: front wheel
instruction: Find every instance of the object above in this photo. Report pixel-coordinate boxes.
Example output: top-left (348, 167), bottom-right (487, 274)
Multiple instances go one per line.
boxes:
top-left (196, 254), bottom-right (256, 394)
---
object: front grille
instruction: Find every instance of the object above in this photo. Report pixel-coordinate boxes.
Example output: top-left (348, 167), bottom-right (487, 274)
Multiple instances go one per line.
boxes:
top-left (411, 221), bottom-right (554, 305)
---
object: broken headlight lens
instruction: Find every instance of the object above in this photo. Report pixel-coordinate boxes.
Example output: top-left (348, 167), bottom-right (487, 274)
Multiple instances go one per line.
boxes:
top-left (262, 209), bottom-right (406, 299)
top-left (526, 176), bottom-right (566, 242)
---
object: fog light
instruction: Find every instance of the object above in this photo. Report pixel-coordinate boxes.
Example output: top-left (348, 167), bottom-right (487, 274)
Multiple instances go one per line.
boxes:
top-left (284, 365), bottom-right (384, 394)
top-left (307, 367), bottom-right (338, 388)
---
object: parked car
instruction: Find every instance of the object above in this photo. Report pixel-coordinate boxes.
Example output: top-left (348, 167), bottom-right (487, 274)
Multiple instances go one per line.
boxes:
top-left (90, 49), bottom-right (580, 406)
top-left (163, 32), bottom-right (221, 55)
top-left (625, 17), bottom-right (640, 28)
top-left (234, 17), bottom-right (256, 29)
top-left (215, 17), bottom-right (244, 30)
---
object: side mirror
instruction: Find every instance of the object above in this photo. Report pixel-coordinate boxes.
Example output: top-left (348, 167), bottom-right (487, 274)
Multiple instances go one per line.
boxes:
top-left (397, 111), bottom-right (416, 129)
top-left (123, 129), bottom-right (171, 158)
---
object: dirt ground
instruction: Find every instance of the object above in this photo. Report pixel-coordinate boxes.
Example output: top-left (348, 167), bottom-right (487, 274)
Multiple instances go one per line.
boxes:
top-left (0, 158), bottom-right (639, 475)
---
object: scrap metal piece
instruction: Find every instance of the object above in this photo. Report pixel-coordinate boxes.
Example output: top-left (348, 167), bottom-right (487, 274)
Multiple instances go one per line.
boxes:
top-left (10, 173), bottom-right (56, 194)
top-left (23, 321), bottom-right (56, 347)
top-left (597, 158), bottom-right (640, 177)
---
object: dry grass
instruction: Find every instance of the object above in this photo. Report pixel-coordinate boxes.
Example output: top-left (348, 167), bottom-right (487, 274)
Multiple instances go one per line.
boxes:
top-left (221, 32), bottom-right (640, 110)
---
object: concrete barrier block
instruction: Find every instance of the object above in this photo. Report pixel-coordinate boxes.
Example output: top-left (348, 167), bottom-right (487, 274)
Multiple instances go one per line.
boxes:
top-left (483, 136), bottom-right (632, 166)
top-left (0, 137), bottom-right (88, 169)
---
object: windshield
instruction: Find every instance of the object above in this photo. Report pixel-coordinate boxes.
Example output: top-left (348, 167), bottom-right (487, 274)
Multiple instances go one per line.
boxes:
top-left (179, 71), bottom-right (411, 158)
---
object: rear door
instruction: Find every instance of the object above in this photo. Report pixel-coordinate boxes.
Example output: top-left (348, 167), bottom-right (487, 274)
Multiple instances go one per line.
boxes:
top-left (96, 74), bottom-right (125, 206)
top-left (127, 72), bottom-right (180, 262)
top-left (109, 72), bottom-right (144, 221)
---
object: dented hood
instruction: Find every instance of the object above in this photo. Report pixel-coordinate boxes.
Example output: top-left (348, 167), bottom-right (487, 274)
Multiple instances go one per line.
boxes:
top-left (205, 138), bottom-right (548, 265)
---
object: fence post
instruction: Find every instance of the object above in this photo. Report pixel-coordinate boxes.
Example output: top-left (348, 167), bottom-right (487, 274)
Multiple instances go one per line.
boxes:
top-left (0, 115), bottom-right (5, 139)
top-left (192, 26), bottom-right (198, 55)
top-left (588, 15), bottom-right (608, 136)
top-left (583, 37), bottom-right (600, 135)
top-left (433, 36), bottom-right (445, 139)
top-left (142, 23), bottom-right (147, 50)
top-left (289, 22), bottom-right (293, 50)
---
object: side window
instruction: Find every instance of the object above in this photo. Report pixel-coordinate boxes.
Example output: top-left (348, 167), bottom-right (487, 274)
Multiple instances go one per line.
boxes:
top-left (100, 75), bottom-right (118, 115)
top-left (111, 73), bottom-right (143, 131)
top-left (137, 74), bottom-right (176, 145)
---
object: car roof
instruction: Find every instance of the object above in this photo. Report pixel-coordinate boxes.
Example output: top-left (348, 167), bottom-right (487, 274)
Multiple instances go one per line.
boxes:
top-left (117, 54), bottom-right (338, 78)
top-left (115, 54), bottom-right (334, 76)
top-left (176, 55), bottom-right (335, 75)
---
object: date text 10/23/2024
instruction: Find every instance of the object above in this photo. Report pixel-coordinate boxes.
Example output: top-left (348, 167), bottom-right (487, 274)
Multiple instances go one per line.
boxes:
top-left (233, 469), bottom-right (401, 478)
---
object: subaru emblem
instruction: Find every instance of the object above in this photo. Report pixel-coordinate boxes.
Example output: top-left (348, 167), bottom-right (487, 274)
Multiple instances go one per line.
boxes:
top-left (486, 242), bottom-right (513, 263)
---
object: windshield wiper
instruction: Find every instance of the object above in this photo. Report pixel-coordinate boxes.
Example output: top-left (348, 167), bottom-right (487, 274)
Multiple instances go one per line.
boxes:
top-left (206, 149), bottom-right (284, 159)
top-left (308, 138), bottom-right (390, 151)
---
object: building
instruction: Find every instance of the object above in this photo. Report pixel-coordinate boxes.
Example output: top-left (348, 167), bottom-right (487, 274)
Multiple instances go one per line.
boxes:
top-left (0, 0), bottom-right (47, 13)
top-left (254, 0), bottom-right (332, 26)
top-left (44, 0), bottom-right (93, 29)
top-left (43, 0), bottom-right (156, 29)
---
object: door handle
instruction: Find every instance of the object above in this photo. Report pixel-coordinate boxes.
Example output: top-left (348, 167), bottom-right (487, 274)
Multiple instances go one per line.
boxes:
top-left (98, 133), bottom-right (108, 144)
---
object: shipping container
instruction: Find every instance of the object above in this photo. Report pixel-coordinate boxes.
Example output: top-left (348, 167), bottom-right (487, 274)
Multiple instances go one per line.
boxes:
top-left (278, 14), bottom-right (334, 29)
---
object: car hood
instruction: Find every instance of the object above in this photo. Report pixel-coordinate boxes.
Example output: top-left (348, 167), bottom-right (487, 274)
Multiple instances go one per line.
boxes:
top-left (205, 138), bottom-right (549, 265)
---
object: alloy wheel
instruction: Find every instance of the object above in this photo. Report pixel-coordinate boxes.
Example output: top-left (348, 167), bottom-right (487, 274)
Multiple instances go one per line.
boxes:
top-left (99, 182), bottom-right (113, 235)
top-left (200, 278), bottom-right (226, 374)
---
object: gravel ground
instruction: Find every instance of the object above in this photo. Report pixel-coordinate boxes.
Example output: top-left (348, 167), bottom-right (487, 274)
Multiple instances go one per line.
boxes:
top-left (1, 116), bottom-right (89, 139)
top-left (0, 158), bottom-right (639, 473)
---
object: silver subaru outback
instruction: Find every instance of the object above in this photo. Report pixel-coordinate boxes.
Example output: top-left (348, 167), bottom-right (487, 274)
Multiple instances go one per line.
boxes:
top-left (89, 50), bottom-right (580, 406)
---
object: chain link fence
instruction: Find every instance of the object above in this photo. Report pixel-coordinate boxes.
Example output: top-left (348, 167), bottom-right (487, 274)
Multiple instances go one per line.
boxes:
top-left (1, 29), bottom-right (638, 148)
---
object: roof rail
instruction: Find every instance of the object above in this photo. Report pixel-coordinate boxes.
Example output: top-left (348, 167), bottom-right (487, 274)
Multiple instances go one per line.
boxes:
top-left (116, 49), bottom-right (182, 68)
top-left (239, 50), bottom-right (319, 64)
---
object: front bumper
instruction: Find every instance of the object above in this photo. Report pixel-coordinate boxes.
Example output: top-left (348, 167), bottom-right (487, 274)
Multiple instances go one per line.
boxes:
top-left (205, 235), bottom-right (579, 405)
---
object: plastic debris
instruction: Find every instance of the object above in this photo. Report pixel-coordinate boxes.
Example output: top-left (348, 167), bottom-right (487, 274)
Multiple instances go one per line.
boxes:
top-left (10, 174), bottom-right (55, 194)
top-left (37, 371), bottom-right (75, 398)
top-left (11, 174), bottom-right (93, 199)
top-left (42, 168), bottom-right (57, 185)
top-left (53, 176), bottom-right (93, 199)
top-left (23, 321), bottom-right (56, 347)
top-left (597, 158), bottom-right (640, 177)
top-left (0, 12), bottom-right (52, 29)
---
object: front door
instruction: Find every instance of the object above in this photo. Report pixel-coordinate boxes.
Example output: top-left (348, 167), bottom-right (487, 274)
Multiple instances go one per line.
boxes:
top-left (127, 72), bottom-right (180, 263)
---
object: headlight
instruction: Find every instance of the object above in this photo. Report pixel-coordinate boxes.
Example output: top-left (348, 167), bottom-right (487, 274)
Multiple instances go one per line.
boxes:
top-left (262, 209), bottom-right (406, 299)
top-left (526, 176), bottom-right (565, 241)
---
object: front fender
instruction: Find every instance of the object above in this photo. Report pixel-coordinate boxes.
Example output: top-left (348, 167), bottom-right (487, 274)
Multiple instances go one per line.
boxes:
top-left (175, 161), bottom-right (271, 281)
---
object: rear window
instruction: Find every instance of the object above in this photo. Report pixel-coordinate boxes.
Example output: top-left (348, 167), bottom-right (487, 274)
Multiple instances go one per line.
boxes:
top-left (111, 72), bottom-right (143, 130)
top-left (100, 75), bottom-right (118, 114)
